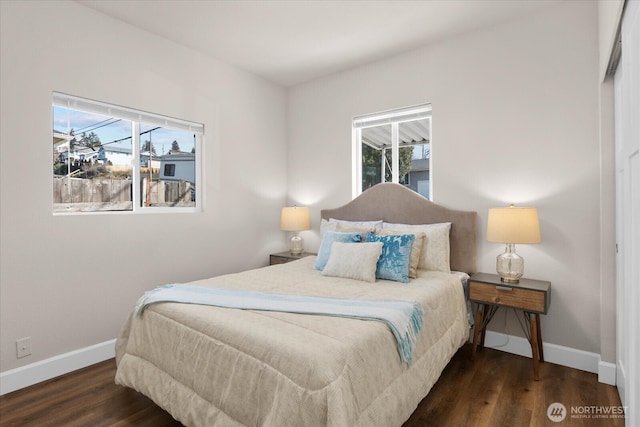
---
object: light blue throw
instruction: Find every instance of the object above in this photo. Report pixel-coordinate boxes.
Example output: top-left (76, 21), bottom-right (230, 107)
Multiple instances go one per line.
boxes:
top-left (135, 284), bottom-right (424, 364)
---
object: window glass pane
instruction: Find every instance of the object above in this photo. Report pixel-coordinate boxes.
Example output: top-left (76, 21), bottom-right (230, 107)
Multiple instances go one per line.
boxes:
top-left (361, 143), bottom-right (381, 191)
top-left (140, 124), bottom-right (196, 207)
top-left (361, 124), bottom-right (392, 192)
top-left (164, 164), bottom-right (176, 176)
top-left (384, 146), bottom-right (394, 184)
top-left (53, 106), bottom-right (133, 212)
top-left (399, 119), bottom-right (430, 198)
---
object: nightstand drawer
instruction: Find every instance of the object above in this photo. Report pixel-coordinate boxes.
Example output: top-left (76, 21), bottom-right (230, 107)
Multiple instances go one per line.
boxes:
top-left (269, 252), bottom-right (316, 265)
top-left (270, 254), bottom-right (292, 265)
top-left (469, 281), bottom-right (546, 313)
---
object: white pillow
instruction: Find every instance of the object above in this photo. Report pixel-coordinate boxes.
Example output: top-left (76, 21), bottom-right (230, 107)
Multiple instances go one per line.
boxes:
top-left (321, 241), bottom-right (383, 282)
top-left (329, 218), bottom-right (383, 227)
top-left (382, 222), bottom-right (451, 273)
top-left (320, 218), bottom-right (383, 236)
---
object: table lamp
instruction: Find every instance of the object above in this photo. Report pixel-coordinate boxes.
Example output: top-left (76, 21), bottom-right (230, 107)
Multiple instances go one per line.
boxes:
top-left (486, 205), bottom-right (541, 283)
top-left (280, 206), bottom-right (311, 255)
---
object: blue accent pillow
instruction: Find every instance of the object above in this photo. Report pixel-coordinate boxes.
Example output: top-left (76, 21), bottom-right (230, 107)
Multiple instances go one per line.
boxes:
top-left (314, 231), bottom-right (364, 271)
top-left (365, 233), bottom-right (415, 283)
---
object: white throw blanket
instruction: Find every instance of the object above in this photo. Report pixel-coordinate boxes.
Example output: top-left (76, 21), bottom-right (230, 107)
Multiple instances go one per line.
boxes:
top-left (135, 283), bottom-right (424, 364)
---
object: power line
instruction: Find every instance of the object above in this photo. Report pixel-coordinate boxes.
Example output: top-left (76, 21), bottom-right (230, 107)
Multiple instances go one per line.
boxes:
top-left (73, 117), bottom-right (121, 134)
top-left (100, 127), bottom-right (161, 146)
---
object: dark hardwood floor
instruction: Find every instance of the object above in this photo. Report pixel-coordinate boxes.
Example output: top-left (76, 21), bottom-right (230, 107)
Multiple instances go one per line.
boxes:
top-left (0, 344), bottom-right (623, 427)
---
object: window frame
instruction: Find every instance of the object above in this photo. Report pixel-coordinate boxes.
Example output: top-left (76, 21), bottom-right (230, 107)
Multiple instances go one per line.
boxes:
top-left (352, 103), bottom-right (432, 199)
top-left (52, 92), bottom-right (204, 215)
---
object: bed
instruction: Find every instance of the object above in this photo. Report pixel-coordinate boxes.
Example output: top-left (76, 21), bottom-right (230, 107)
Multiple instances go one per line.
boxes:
top-left (115, 183), bottom-right (477, 427)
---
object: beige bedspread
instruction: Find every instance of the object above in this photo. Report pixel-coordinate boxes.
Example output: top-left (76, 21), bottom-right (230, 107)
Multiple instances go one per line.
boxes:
top-left (115, 256), bottom-right (469, 427)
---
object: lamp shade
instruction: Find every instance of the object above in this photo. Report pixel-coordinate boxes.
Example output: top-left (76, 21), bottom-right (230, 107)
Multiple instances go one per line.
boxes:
top-left (280, 206), bottom-right (311, 231)
top-left (487, 205), bottom-right (541, 244)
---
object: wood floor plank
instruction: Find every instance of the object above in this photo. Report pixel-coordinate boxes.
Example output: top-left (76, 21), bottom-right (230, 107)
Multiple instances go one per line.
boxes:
top-left (401, 344), bottom-right (474, 427)
top-left (488, 354), bottom-right (533, 427)
top-left (0, 344), bottom-right (623, 427)
top-left (443, 347), bottom-right (509, 427)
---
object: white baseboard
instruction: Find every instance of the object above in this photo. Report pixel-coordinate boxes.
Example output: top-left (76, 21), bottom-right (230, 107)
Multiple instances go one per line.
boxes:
top-left (0, 339), bottom-right (116, 396)
top-left (483, 331), bottom-right (616, 384)
top-left (598, 360), bottom-right (617, 386)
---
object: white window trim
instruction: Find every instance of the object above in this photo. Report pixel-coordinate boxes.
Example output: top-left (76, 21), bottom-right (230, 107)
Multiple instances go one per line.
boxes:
top-left (52, 92), bottom-right (204, 215)
top-left (352, 103), bottom-right (432, 199)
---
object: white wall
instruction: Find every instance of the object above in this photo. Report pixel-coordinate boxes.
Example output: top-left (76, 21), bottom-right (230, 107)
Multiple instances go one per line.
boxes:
top-left (288, 1), bottom-right (607, 356)
top-left (0, 1), bottom-right (287, 372)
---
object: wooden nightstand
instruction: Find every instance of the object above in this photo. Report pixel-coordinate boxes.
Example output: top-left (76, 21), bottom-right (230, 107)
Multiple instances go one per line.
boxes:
top-left (469, 272), bottom-right (551, 380)
top-left (269, 251), bottom-right (315, 265)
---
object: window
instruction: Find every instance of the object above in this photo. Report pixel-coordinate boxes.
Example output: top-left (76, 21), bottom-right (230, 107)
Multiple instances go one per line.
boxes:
top-left (353, 104), bottom-right (431, 199)
top-left (164, 164), bottom-right (176, 177)
top-left (52, 92), bottom-right (203, 213)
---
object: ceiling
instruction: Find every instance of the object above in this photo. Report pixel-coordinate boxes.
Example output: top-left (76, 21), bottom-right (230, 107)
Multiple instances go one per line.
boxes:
top-left (78, 0), bottom-right (560, 87)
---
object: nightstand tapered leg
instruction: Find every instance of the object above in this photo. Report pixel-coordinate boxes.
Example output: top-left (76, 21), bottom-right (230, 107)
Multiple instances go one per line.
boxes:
top-left (479, 307), bottom-right (487, 348)
top-left (536, 313), bottom-right (544, 362)
top-left (471, 304), bottom-right (485, 360)
top-left (529, 314), bottom-right (540, 381)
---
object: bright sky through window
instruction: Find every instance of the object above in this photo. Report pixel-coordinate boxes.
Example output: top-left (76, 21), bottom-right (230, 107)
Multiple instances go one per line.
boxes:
top-left (52, 106), bottom-right (195, 154)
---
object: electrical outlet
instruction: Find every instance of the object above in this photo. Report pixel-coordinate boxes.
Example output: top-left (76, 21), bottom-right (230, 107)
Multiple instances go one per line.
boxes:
top-left (16, 337), bottom-right (31, 359)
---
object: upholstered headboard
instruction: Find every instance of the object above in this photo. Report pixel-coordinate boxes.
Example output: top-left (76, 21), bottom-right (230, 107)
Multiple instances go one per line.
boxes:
top-left (321, 183), bottom-right (477, 274)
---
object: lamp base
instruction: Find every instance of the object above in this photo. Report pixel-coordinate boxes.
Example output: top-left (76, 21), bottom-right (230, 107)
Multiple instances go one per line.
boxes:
top-left (496, 243), bottom-right (524, 284)
top-left (289, 234), bottom-right (304, 255)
